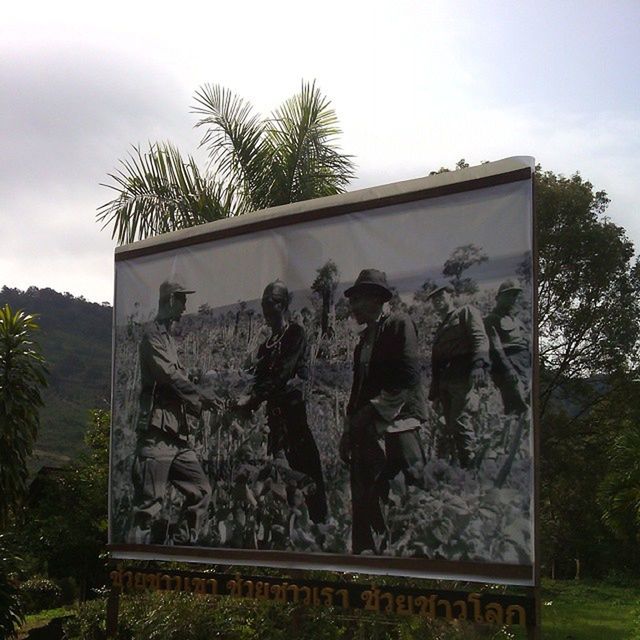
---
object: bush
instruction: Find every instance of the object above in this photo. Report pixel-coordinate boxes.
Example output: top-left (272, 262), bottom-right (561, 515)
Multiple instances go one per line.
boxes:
top-left (64, 591), bottom-right (519, 640)
top-left (19, 576), bottom-right (63, 613)
top-left (57, 576), bottom-right (79, 605)
top-left (0, 573), bottom-right (23, 639)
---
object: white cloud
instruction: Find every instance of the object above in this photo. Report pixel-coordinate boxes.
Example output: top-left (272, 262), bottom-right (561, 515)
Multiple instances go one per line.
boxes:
top-left (1, 0), bottom-right (639, 302)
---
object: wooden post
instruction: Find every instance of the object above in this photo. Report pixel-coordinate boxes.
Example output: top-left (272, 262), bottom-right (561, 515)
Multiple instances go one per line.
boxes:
top-left (106, 587), bottom-right (121, 639)
top-left (526, 584), bottom-right (541, 640)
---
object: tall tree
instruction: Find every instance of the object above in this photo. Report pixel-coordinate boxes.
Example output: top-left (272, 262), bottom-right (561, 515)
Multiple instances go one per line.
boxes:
top-left (0, 305), bottom-right (47, 528)
top-left (536, 168), bottom-right (640, 576)
top-left (98, 82), bottom-right (355, 244)
top-left (536, 168), bottom-right (640, 415)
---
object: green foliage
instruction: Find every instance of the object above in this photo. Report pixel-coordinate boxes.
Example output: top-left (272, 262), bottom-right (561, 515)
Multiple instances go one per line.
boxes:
top-left (0, 535), bottom-right (24, 639)
top-left (539, 377), bottom-right (640, 578)
top-left (97, 142), bottom-right (233, 244)
top-left (536, 167), bottom-right (640, 413)
top-left (65, 591), bottom-right (517, 640)
top-left (98, 81), bottom-right (355, 244)
top-left (541, 579), bottom-right (638, 640)
top-left (18, 576), bottom-right (63, 613)
top-left (598, 420), bottom-right (640, 543)
top-left (0, 304), bottom-right (47, 527)
top-left (0, 286), bottom-right (111, 460)
top-left (528, 165), bottom-right (640, 577)
top-left (13, 410), bottom-right (110, 597)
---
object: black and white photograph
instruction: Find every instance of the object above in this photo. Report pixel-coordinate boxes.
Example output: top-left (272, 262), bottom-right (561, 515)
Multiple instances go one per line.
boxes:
top-left (109, 165), bottom-right (534, 578)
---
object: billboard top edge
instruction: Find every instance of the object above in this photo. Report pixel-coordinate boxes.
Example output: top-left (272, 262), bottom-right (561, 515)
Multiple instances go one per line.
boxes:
top-left (114, 156), bottom-right (534, 261)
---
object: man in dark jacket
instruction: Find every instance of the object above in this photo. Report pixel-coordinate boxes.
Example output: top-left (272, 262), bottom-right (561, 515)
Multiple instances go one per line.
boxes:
top-left (129, 278), bottom-right (220, 545)
top-left (428, 285), bottom-right (489, 468)
top-left (236, 280), bottom-right (328, 524)
top-left (339, 269), bottom-right (427, 554)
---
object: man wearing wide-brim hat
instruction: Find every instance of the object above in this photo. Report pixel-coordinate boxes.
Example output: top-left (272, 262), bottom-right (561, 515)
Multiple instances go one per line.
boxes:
top-left (340, 269), bottom-right (427, 555)
top-left (129, 277), bottom-right (221, 546)
top-left (427, 283), bottom-right (490, 468)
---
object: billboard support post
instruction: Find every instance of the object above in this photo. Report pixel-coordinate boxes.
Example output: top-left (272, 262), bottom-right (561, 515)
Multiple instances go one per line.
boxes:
top-left (106, 586), bottom-right (120, 639)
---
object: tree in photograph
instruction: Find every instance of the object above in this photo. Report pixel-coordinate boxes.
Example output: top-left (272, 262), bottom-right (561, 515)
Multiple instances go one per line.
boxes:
top-left (413, 277), bottom-right (438, 304)
top-left (98, 81), bottom-right (355, 244)
top-left (311, 260), bottom-right (340, 337)
top-left (442, 244), bottom-right (488, 295)
top-left (0, 305), bottom-right (47, 528)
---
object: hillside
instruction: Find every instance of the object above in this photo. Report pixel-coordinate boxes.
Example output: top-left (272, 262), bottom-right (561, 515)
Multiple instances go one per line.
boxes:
top-left (0, 286), bottom-right (112, 463)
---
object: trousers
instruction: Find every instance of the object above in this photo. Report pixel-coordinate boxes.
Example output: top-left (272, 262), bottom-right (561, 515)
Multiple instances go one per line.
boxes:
top-left (350, 427), bottom-right (424, 554)
top-left (267, 394), bottom-right (328, 523)
top-left (130, 430), bottom-right (211, 545)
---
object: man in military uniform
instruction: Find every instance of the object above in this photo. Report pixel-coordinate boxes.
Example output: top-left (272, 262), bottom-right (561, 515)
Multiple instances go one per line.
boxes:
top-left (235, 280), bottom-right (328, 524)
top-left (428, 285), bottom-right (490, 468)
top-left (339, 269), bottom-right (427, 554)
top-left (484, 280), bottom-right (530, 416)
top-left (129, 278), bottom-right (221, 545)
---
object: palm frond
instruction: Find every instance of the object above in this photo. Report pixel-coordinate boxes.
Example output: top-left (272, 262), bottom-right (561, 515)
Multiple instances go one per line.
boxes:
top-left (97, 142), bottom-right (233, 244)
top-left (192, 85), bottom-right (271, 212)
top-left (267, 80), bottom-right (355, 205)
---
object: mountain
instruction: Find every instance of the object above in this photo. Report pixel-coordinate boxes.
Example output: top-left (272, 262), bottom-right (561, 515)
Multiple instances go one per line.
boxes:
top-left (0, 286), bottom-right (112, 464)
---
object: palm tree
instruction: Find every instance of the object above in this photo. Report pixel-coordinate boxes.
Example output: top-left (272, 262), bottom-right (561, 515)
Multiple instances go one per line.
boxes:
top-left (0, 305), bottom-right (47, 528)
top-left (98, 81), bottom-right (355, 244)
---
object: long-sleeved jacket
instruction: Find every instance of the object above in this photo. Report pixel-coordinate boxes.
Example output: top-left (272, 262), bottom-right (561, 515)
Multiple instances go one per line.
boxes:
top-left (137, 320), bottom-right (203, 441)
top-left (484, 311), bottom-right (530, 413)
top-left (429, 305), bottom-right (490, 402)
top-left (347, 312), bottom-right (427, 425)
top-left (246, 322), bottom-right (308, 409)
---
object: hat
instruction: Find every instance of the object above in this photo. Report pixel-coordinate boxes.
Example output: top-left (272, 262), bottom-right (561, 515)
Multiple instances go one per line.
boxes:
top-left (425, 284), bottom-right (454, 301)
top-left (344, 269), bottom-right (393, 301)
top-left (159, 278), bottom-right (195, 299)
top-left (497, 280), bottom-right (523, 296)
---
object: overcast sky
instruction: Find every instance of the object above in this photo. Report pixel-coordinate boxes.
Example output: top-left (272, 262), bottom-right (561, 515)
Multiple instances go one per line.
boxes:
top-left (2, 0), bottom-right (639, 304)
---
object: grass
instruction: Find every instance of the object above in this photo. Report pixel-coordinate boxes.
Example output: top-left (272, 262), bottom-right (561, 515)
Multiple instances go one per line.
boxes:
top-left (17, 606), bottom-right (74, 638)
top-left (540, 579), bottom-right (638, 639)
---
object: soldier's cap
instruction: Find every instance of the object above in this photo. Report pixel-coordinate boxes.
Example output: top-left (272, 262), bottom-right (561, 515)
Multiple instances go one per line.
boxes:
top-left (497, 280), bottom-right (523, 296)
top-left (425, 284), bottom-right (455, 301)
top-left (159, 278), bottom-right (196, 299)
top-left (344, 269), bottom-right (393, 301)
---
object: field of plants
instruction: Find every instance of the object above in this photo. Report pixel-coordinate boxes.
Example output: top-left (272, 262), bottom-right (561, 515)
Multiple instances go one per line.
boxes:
top-left (110, 255), bottom-right (533, 565)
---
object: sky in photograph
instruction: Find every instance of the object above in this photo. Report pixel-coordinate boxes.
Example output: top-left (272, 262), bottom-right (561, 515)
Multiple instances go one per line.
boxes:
top-left (2, 0), bottom-right (639, 304)
top-left (114, 180), bottom-right (530, 323)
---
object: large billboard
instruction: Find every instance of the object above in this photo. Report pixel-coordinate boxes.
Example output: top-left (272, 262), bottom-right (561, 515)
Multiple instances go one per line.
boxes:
top-left (108, 157), bottom-right (537, 585)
